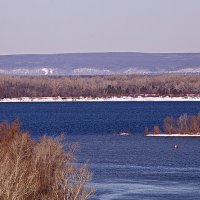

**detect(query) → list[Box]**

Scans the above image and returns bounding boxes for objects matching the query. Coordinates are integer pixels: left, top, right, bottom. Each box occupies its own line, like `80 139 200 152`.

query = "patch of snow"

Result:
168 68 200 74
146 134 200 137
1 96 200 102
73 68 111 75
0 67 56 75
124 68 151 74
41 68 54 75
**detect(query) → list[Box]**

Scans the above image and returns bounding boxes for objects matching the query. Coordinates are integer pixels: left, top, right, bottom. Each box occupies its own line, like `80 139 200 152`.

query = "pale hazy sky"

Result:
0 0 200 55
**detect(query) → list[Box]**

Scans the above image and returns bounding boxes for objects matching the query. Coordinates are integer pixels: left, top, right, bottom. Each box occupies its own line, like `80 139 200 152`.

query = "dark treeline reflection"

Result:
1 75 200 98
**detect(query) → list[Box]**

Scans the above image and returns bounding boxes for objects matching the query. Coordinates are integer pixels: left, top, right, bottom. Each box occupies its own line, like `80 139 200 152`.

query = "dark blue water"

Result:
0 102 200 200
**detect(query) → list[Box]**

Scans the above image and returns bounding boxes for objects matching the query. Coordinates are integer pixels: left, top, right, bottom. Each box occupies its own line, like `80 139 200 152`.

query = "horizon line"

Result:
1 51 200 56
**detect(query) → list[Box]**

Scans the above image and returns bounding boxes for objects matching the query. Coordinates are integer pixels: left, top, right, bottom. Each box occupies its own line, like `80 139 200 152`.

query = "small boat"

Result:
118 132 129 136
113 131 130 136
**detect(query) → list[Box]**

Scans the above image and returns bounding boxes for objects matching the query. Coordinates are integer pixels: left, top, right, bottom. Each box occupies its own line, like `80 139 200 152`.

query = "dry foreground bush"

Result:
0 120 94 200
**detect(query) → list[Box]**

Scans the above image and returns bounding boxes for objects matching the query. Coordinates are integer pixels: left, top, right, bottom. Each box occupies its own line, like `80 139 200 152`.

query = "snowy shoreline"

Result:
146 134 200 137
1 96 200 102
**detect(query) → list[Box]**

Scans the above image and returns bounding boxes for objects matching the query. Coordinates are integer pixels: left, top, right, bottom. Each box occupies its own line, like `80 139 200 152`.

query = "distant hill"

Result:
0 52 200 75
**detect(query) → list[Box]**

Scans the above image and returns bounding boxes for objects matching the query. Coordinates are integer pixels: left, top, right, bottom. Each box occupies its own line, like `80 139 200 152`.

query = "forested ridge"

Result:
1 75 200 98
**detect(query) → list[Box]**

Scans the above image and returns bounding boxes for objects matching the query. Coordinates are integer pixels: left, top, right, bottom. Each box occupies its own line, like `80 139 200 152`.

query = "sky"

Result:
0 0 200 55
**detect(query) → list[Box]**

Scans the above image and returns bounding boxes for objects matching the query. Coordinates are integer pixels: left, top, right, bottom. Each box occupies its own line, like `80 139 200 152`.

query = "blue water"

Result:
0 102 200 200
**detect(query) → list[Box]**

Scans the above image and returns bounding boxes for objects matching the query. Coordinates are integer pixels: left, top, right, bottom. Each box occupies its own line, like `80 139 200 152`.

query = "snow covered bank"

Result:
1 96 200 102
146 134 200 137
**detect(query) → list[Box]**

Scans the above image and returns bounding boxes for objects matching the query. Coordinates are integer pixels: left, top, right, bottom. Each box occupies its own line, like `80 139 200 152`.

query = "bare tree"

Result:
144 127 149 136
164 117 175 134
177 114 188 134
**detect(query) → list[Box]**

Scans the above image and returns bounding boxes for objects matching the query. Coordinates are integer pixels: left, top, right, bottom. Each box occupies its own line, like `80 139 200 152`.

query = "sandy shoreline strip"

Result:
1 96 200 102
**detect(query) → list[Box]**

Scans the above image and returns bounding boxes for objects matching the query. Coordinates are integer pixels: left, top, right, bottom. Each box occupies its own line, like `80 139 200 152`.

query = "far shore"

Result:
1 96 200 102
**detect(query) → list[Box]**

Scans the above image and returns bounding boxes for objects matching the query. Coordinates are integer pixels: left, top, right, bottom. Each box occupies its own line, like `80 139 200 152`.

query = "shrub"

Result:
144 127 149 136
0 120 94 200
152 125 160 135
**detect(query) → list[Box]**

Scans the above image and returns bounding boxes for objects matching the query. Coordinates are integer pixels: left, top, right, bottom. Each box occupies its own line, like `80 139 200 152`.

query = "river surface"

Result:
0 102 200 200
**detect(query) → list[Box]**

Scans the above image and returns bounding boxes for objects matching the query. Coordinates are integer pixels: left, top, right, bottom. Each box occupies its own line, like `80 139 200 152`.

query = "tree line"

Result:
1 74 200 98
145 113 200 135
